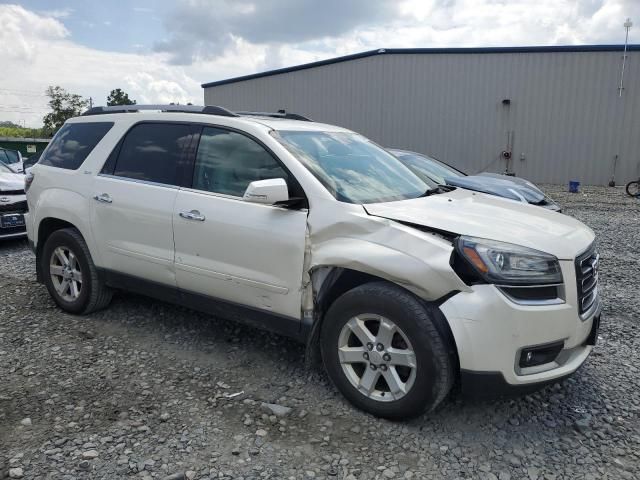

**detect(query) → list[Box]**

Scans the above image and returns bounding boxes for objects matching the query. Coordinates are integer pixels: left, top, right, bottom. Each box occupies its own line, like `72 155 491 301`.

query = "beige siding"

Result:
204 51 640 185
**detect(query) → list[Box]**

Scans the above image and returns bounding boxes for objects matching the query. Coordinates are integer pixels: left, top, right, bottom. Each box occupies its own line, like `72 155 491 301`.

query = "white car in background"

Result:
0 148 24 173
25 105 600 419
0 161 28 239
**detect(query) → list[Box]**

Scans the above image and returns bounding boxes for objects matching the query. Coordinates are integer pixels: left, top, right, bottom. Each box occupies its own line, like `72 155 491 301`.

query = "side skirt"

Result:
99 269 307 342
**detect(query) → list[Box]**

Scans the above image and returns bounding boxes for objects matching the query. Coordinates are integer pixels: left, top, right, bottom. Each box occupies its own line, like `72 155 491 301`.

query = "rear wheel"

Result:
42 228 112 314
321 282 455 419
626 180 640 197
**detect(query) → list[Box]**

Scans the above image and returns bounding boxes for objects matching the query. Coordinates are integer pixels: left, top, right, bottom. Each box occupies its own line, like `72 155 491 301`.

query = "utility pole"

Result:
618 18 633 97
89 97 93 109
611 18 633 186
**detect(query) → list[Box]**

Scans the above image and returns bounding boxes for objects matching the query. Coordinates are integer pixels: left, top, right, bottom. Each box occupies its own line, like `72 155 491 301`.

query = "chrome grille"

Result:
575 244 599 316
0 199 27 213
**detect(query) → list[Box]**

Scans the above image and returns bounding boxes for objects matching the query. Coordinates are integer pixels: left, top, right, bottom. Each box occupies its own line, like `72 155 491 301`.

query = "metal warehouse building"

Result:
203 45 640 185
0 136 49 157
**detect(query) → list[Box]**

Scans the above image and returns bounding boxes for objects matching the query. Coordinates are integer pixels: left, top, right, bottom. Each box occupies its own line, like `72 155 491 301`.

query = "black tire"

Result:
41 228 112 314
626 181 640 197
320 282 455 419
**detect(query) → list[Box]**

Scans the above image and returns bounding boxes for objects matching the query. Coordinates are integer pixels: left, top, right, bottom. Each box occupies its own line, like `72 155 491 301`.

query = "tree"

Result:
0 125 46 138
106 88 136 106
0 121 22 129
42 86 88 135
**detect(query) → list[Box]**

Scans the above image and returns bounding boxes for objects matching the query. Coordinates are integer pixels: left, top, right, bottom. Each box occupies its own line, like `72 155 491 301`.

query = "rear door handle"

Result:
93 193 112 204
179 210 205 221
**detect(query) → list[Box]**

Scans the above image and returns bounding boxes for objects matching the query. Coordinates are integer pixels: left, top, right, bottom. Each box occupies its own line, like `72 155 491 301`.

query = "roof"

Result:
66 110 349 133
0 136 50 143
202 44 640 88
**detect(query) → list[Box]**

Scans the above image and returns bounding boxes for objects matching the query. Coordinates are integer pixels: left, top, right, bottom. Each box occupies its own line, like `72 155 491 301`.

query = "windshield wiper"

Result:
419 188 440 197
419 184 455 197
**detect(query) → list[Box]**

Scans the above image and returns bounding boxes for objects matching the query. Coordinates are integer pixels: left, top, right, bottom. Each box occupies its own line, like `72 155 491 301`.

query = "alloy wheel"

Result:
49 246 83 302
337 314 417 402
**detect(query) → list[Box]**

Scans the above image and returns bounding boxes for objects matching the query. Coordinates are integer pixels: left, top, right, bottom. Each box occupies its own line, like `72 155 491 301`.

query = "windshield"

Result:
273 131 434 204
391 150 465 184
0 149 20 165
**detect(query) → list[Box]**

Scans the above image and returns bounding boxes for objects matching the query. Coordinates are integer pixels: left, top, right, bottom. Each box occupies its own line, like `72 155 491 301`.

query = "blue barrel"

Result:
569 180 580 193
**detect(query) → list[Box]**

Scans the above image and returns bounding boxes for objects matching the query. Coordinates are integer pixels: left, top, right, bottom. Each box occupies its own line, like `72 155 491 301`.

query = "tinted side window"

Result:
40 122 113 170
113 123 191 186
193 127 289 197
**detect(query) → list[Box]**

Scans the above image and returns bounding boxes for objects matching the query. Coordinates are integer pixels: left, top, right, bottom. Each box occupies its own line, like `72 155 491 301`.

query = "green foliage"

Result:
0 121 23 129
0 125 46 138
42 86 89 135
106 88 136 106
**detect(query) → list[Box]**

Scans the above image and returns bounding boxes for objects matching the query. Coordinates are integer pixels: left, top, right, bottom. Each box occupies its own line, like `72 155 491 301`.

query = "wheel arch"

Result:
35 217 95 283
303 266 460 377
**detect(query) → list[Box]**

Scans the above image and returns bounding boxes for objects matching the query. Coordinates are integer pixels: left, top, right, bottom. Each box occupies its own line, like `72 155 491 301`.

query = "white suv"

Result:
25 105 601 419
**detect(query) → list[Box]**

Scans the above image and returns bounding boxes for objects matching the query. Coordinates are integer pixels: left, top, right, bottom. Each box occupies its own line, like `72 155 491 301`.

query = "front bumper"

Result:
0 196 28 239
440 261 599 395
0 230 27 239
459 309 600 398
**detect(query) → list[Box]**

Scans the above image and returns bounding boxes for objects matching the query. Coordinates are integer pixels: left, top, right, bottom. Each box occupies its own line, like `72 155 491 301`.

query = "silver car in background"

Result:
389 149 561 212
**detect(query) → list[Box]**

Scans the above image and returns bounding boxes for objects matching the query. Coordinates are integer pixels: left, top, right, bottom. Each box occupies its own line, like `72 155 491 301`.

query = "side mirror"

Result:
22 158 37 170
243 178 289 205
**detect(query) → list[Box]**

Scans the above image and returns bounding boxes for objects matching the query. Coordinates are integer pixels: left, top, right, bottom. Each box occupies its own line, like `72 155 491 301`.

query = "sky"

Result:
0 0 638 127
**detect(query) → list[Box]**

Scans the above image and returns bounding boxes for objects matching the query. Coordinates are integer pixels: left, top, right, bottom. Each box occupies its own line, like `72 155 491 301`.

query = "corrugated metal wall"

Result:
204 51 640 185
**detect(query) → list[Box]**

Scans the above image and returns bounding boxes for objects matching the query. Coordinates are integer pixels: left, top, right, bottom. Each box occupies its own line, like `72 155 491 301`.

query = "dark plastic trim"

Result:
236 111 312 121
460 369 572 399
201 45 640 88
82 105 239 117
100 269 307 342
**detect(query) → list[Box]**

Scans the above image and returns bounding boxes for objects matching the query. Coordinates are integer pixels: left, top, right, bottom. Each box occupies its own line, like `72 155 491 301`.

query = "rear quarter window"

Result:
40 122 114 170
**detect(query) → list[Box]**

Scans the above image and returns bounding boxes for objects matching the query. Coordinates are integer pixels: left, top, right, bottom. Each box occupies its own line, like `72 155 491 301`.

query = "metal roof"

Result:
201 45 640 88
0 136 50 143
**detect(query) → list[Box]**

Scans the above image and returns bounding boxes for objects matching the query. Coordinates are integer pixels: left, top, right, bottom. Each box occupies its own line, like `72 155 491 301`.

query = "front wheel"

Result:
320 282 455 419
626 180 640 197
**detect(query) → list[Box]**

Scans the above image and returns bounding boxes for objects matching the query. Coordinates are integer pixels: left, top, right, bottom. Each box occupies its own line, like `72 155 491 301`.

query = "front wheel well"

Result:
304 267 460 376
35 218 78 282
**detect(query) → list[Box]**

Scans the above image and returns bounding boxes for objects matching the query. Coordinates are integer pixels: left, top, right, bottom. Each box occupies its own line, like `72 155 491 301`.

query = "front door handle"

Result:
179 210 205 221
93 193 112 204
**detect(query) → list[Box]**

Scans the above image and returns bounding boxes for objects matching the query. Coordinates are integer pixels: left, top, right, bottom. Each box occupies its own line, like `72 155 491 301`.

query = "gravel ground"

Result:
0 186 639 480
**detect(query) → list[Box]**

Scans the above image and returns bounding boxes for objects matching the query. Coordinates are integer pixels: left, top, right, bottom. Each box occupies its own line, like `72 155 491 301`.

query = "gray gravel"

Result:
1 185 639 480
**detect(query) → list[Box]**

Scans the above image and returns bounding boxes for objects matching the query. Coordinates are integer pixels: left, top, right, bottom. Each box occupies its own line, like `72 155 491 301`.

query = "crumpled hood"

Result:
0 172 25 192
444 174 546 204
364 188 594 260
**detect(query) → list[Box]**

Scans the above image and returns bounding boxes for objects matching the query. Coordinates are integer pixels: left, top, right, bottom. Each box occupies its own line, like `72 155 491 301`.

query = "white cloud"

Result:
0 4 68 62
0 5 214 126
38 7 74 19
124 72 193 104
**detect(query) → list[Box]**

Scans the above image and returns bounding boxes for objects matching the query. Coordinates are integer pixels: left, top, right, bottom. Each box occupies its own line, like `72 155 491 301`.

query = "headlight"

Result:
456 236 562 285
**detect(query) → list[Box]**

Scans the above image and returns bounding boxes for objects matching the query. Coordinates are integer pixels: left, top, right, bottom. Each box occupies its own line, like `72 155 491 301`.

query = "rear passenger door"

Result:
91 122 193 286
173 126 308 321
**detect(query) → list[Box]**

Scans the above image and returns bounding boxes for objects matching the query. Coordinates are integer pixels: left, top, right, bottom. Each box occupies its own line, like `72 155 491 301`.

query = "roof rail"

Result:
235 110 312 121
81 104 238 117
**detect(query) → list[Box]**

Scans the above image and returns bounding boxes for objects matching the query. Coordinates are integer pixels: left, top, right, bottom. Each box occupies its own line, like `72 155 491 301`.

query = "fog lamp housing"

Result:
518 341 564 368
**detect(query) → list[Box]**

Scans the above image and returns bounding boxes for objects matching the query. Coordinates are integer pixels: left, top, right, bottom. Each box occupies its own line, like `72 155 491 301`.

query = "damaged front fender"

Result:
302 202 470 315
